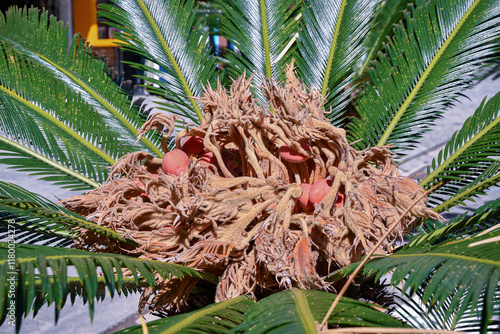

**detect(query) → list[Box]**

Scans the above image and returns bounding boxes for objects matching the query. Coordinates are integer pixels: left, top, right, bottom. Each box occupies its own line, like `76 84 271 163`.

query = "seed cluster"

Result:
62 65 441 313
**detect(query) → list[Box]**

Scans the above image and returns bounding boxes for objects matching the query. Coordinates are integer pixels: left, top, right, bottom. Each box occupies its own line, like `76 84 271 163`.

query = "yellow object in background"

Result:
73 0 120 47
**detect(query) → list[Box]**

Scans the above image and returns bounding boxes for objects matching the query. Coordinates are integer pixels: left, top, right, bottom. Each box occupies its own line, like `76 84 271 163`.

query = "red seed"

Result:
182 136 204 156
299 183 315 212
309 179 333 205
162 149 189 175
278 142 311 163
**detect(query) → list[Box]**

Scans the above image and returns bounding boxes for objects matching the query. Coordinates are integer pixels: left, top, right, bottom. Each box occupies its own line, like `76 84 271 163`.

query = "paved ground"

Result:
0 75 499 333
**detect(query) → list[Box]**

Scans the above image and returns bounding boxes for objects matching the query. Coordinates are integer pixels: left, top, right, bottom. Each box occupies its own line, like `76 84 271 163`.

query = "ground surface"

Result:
0 75 499 333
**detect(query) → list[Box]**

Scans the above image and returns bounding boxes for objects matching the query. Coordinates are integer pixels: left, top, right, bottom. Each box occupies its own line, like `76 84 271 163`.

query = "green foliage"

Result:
0 243 214 329
99 0 219 123
118 289 408 333
411 197 500 247
358 0 413 75
220 0 300 103
1 0 500 332
297 0 376 124
116 295 253 333
343 213 500 333
420 92 500 211
349 0 500 154
0 7 161 156
0 181 138 247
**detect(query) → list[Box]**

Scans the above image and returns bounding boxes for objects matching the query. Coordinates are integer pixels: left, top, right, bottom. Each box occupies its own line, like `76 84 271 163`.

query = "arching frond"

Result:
0 181 137 247
119 289 408 333
410 197 500 247
349 0 500 154
220 0 300 104
0 46 121 188
0 7 162 156
297 0 376 124
116 295 252 333
346 221 500 333
419 92 500 210
233 289 408 333
393 285 500 332
99 0 218 123
0 243 214 329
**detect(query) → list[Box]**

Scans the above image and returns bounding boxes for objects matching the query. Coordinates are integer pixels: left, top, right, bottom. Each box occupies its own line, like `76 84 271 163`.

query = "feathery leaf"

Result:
358 0 413 75
99 0 218 123
220 0 300 104
117 295 253 333
410 197 500 247
0 243 214 328
0 7 162 156
233 289 407 333
420 92 500 209
350 0 500 154
297 0 376 124
346 224 500 333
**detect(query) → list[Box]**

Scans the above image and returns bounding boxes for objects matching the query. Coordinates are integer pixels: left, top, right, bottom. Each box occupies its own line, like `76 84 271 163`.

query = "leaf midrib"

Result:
0 85 115 165
420 114 500 188
376 0 480 147
0 135 99 188
433 172 500 213
321 0 347 96
387 252 500 267
135 0 203 122
159 295 248 333
259 0 272 79
291 288 318 333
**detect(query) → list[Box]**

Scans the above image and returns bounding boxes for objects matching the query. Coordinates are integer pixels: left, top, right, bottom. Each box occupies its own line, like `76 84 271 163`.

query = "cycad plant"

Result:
1 0 500 333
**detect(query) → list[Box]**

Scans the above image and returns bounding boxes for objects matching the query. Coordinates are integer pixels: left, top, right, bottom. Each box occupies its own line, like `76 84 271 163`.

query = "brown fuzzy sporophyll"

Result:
61 65 441 313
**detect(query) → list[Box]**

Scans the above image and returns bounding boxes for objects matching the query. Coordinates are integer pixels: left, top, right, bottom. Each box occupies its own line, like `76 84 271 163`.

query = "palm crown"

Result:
1 0 500 332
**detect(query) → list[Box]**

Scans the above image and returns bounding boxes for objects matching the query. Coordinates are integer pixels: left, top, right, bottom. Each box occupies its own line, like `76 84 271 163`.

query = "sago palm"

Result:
1 0 500 333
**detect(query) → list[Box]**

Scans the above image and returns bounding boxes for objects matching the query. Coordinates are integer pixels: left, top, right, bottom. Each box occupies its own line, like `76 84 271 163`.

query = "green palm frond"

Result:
345 223 500 333
119 289 407 333
432 161 500 213
0 181 137 247
0 7 162 157
99 0 218 123
0 243 214 329
220 0 300 103
358 0 413 75
393 285 500 332
0 133 100 191
117 295 253 333
410 197 500 247
297 0 376 124
233 289 407 333
29 276 147 321
349 0 500 154
418 92 500 210
0 195 138 248
0 47 123 188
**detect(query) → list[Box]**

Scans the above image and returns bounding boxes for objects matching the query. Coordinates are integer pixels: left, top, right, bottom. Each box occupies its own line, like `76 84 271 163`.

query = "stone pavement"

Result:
0 75 499 333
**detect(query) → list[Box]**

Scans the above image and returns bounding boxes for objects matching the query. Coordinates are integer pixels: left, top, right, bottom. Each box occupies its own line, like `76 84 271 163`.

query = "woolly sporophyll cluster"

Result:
62 65 441 313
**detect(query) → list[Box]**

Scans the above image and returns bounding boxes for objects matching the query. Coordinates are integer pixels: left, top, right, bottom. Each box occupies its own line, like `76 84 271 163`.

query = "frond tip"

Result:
0 243 205 328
